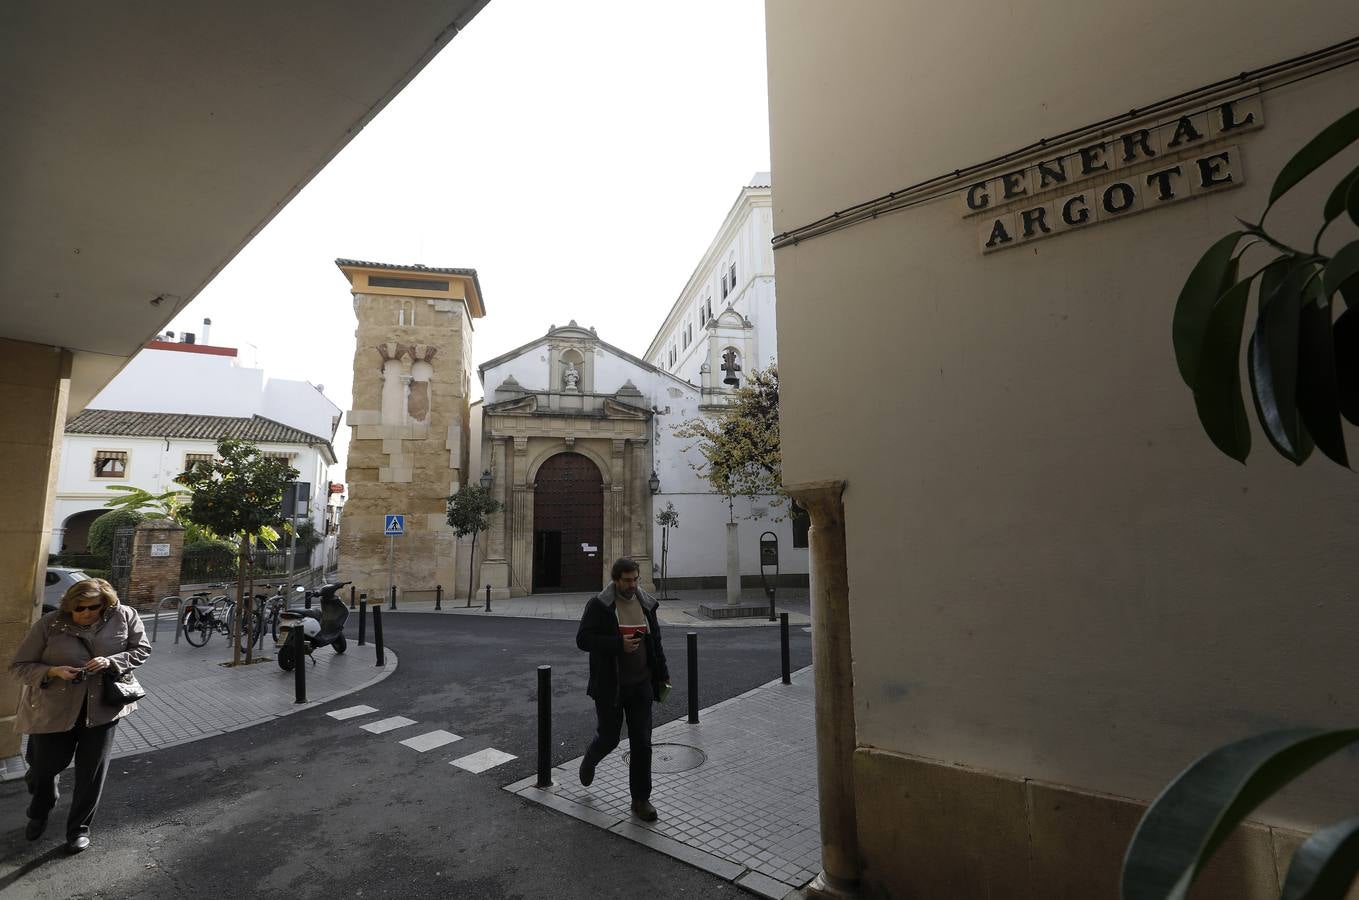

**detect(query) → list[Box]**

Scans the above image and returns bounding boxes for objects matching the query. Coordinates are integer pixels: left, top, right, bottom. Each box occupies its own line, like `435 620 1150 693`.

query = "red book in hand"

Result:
618 624 648 637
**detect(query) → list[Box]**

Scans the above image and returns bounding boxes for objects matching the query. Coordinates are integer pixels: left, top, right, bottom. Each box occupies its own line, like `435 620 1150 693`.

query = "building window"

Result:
721 272 729 300
706 298 713 321
729 262 736 292
184 452 214 473
397 300 414 327
94 450 127 478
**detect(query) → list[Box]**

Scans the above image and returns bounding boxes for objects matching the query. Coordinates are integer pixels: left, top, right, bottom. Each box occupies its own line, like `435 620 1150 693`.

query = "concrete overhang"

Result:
0 0 492 415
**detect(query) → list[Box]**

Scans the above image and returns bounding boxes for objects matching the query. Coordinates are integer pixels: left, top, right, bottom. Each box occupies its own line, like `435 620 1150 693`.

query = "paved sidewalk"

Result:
0 621 397 781
377 587 812 629
506 666 820 900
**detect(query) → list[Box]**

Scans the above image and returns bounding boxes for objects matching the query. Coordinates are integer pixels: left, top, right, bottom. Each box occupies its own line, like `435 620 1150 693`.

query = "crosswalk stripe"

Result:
327 705 378 720
450 748 517 773
361 716 417 734
400 730 463 752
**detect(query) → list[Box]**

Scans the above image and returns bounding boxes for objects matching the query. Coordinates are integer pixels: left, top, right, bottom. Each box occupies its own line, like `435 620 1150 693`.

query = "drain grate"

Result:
626 742 707 773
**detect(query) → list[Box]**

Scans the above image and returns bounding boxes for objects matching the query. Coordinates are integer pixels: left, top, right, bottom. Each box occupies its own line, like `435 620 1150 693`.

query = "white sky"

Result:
161 0 771 474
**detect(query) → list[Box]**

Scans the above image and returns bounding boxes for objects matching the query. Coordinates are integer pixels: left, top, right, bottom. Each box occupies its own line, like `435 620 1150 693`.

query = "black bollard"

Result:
536 665 552 788
485 584 491 612
293 623 307 703
389 585 397 611
373 604 386 666
780 612 791 685
768 586 776 622
305 590 312 610
687 632 699 724
358 595 367 646
435 584 442 611
349 585 356 610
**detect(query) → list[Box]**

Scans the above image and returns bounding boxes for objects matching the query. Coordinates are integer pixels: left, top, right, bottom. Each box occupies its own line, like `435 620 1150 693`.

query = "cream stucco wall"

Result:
767 1 1359 894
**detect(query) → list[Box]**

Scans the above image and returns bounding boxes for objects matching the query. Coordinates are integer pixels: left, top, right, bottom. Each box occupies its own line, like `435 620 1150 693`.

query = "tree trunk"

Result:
466 531 477 607
231 533 247 667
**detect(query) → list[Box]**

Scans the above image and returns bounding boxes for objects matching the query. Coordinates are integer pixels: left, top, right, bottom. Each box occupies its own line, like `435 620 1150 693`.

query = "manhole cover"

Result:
626 742 706 773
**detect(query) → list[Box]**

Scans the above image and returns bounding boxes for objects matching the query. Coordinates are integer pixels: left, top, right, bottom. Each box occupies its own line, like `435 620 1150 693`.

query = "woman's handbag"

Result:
103 671 146 708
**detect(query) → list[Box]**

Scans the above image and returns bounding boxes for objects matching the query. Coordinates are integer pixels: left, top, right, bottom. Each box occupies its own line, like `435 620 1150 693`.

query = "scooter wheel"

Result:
278 644 295 671
334 635 347 654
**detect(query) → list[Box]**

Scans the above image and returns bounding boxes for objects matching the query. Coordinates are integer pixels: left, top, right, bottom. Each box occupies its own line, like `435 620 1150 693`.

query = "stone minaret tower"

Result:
336 259 485 601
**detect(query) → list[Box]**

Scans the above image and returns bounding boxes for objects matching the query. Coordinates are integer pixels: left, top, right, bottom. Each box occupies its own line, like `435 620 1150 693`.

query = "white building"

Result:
644 172 777 400
472 174 805 592
478 322 807 594
50 335 341 567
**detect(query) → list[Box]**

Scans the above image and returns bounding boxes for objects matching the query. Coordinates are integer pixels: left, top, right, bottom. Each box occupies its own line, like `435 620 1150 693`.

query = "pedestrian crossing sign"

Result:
384 514 405 536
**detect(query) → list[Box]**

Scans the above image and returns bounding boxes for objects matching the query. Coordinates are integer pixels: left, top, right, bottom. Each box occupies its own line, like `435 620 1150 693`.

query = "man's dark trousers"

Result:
24 718 120 840
584 681 654 801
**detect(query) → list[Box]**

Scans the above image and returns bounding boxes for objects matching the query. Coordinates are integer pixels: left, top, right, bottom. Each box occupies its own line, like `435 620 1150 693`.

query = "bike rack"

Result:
152 595 186 645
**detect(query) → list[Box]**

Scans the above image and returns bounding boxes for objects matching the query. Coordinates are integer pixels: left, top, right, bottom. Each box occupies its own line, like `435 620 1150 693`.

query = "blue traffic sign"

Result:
384 514 405 536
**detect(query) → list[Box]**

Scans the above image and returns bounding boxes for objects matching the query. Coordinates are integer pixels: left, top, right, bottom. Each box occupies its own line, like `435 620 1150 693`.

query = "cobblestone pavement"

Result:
377 586 812 629
0 616 397 780
506 666 819 900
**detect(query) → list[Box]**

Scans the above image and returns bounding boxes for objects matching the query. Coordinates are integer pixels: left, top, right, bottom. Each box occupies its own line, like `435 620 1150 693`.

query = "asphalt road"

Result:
0 613 813 899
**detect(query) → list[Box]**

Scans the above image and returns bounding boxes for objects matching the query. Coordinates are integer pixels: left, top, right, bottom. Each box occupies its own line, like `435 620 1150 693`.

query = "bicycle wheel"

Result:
238 609 263 653
183 608 212 647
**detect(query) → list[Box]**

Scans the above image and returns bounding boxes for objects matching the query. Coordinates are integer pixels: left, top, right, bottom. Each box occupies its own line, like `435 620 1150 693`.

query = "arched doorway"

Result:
61 509 106 553
532 452 603 592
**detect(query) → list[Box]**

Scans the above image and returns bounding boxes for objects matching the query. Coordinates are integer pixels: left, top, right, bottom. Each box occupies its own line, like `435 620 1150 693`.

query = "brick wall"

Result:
127 519 184 608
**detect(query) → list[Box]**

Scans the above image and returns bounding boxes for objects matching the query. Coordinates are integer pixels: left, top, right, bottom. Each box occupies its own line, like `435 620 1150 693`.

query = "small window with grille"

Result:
94 450 127 478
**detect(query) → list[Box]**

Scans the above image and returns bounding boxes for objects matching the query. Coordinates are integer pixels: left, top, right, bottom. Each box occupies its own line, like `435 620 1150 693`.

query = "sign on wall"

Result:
966 93 1263 254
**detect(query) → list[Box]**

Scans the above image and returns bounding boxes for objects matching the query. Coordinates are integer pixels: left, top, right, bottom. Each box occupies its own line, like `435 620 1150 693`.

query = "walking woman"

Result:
9 577 150 852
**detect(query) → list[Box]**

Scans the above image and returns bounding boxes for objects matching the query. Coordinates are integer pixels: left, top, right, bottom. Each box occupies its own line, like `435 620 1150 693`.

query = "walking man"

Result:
576 557 670 821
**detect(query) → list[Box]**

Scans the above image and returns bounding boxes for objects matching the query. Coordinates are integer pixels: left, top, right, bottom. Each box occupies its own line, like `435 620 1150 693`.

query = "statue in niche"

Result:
562 361 580 392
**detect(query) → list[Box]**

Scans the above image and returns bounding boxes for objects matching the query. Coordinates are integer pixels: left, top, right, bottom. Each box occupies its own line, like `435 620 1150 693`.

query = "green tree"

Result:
673 366 786 519
446 483 502 607
177 438 298 666
1124 107 1359 900
102 484 190 520
87 509 146 563
655 502 679 598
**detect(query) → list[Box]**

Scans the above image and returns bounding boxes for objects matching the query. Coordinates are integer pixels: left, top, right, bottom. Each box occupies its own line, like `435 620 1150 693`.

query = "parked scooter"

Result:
276 581 350 671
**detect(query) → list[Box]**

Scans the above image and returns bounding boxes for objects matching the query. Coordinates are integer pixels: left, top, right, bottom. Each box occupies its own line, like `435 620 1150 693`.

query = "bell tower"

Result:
336 259 485 602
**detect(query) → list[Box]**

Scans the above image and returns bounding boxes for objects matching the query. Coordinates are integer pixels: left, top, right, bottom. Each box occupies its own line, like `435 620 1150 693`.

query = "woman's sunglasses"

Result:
74 603 103 613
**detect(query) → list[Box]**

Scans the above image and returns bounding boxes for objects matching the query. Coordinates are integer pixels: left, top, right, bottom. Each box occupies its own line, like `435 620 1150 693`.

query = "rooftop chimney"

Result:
202 317 212 345
182 332 196 344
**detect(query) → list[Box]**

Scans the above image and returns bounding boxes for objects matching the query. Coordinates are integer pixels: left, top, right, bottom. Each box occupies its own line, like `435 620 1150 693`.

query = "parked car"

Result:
44 566 91 613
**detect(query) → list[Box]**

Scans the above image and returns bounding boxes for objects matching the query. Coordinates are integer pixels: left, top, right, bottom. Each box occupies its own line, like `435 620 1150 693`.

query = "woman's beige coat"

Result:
9 605 151 733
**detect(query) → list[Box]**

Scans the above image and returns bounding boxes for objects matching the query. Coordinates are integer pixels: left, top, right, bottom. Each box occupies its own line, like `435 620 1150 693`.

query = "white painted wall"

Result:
767 0 1359 828
90 345 341 440
51 432 331 561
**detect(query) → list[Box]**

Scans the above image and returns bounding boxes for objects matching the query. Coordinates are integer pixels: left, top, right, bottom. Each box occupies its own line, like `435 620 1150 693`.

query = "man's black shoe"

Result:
66 835 90 854
25 818 46 841
631 800 658 822
579 757 595 787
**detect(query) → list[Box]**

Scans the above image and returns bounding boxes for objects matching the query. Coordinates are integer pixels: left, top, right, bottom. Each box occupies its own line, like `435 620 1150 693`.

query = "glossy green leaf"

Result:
1336 308 1359 427
1296 282 1349 468
1173 232 1244 388
1322 164 1359 224
1192 277 1253 462
1323 241 1359 302
1280 815 1359 900
1121 728 1359 900
1269 107 1359 206
1249 264 1314 463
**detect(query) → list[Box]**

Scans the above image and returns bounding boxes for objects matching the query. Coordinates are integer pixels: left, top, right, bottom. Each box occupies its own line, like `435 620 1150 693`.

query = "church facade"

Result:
476 322 681 598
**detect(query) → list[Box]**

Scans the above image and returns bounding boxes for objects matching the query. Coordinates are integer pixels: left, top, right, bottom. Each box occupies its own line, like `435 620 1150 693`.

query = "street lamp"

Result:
479 469 493 490
648 470 660 494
